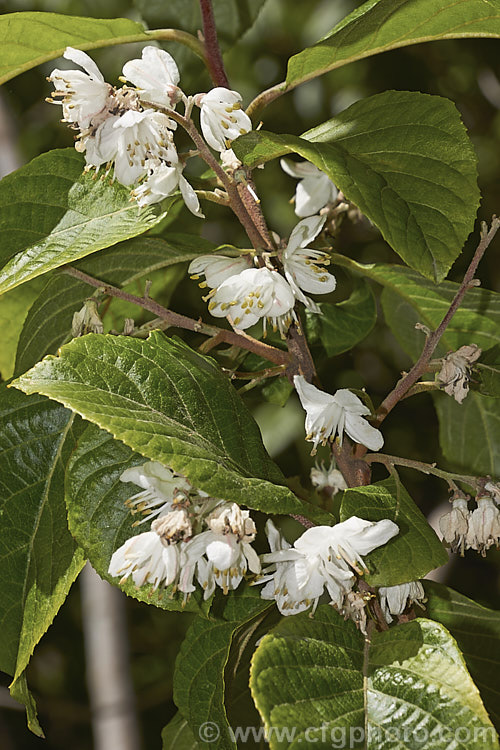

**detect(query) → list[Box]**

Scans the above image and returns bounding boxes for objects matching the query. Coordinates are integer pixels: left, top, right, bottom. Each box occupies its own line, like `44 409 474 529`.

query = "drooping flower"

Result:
437 344 482 404
256 516 398 616
151 508 193 544
132 158 204 216
310 459 347 495
282 215 335 310
196 87 252 151
439 496 470 555
121 46 182 108
378 581 426 624
466 496 500 554
206 266 297 337
281 158 338 217
293 375 384 454
485 481 500 505
196 503 261 597
120 461 191 524
188 254 251 289
108 530 180 590
48 47 113 131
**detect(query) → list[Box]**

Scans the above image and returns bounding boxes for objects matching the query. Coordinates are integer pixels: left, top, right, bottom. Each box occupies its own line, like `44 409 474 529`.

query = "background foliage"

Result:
0 0 499 748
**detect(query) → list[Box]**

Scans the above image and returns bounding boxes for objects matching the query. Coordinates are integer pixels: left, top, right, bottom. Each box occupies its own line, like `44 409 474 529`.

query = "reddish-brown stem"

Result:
199 0 230 88
353 218 500 459
62 265 290 367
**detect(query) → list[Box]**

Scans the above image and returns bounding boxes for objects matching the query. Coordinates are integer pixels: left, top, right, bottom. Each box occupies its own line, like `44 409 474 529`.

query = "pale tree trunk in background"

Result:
80 563 142 750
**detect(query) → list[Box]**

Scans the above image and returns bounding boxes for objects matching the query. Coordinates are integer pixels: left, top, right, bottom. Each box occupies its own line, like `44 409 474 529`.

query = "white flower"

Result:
310 460 347 494
438 344 482 404
122 46 182 108
439 496 470 554
282 215 335 310
378 581 426 623
188 254 250 289
281 158 338 217
206 266 297 337
48 47 112 130
466 496 500 554
108 530 180 590
151 508 193 543
256 517 398 616
132 159 204 216
485 481 500 505
206 502 257 542
197 87 252 151
120 461 190 524
294 375 384 454
220 148 242 171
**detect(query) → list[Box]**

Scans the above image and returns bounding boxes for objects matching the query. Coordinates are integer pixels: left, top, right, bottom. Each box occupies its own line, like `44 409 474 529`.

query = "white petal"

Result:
179 174 205 217
63 47 104 81
344 413 384 451
286 215 326 254
280 158 321 179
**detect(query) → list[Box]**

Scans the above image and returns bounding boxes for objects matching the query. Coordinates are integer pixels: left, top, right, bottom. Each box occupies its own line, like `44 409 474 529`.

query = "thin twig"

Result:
199 0 230 87
365 452 481 490
372 218 500 430
246 81 288 121
62 265 290 366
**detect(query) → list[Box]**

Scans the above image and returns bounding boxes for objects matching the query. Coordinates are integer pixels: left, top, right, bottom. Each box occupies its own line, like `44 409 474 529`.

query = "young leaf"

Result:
434 391 500 476
0 149 165 295
250 607 499 749
14 234 207 377
13 332 304 515
333 259 500 359
340 476 447 585
66 423 206 613
234 91 479 282
305 279 376 357
0 387 85 728
174 590 271 750
424 581 500 732
286 0 500 89
0 12 148 84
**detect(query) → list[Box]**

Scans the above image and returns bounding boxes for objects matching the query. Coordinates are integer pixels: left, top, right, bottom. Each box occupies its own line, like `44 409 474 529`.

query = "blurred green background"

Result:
1 0 499 747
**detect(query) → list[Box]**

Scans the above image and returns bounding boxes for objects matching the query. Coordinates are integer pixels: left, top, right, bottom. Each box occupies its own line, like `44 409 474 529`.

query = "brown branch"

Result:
62 265 290 367
199 0 229 88
365 217 500 440
364 452 481 490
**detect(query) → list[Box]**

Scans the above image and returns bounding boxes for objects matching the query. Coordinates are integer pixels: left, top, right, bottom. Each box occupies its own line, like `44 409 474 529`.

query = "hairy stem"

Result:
199 0 230 87
62 265 290 366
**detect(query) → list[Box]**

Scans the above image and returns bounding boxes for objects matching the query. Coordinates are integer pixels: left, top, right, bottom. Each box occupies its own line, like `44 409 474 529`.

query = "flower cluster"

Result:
48 46 252 215
378 581 426 624
255 516 399 616
189 214 336 337
439 489 500 555
108 461 260 599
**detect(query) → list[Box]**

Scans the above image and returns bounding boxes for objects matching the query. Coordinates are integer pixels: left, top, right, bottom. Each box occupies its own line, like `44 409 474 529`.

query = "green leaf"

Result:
475 345 500 398
424 581 500 732
340 476 447 586
13 332 304 515
66 422 206 613
334 259 500 358
0 149 165 295
174 589 271 750
434 391 500 476
234 91 479 281
250 607 498 750
162 713 203 750
306 279 376 356
14 234 207 377
286 0 500 90
0 277 46 380
9 672 44 738
0 386 85 724
0 12 148 84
